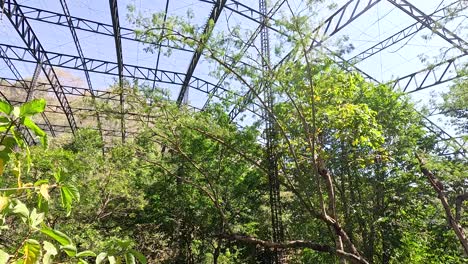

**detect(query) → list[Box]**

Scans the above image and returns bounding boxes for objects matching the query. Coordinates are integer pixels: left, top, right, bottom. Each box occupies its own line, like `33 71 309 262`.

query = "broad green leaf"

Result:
53 170 62 183
108 256 116 264
0 100 12 115
0 196 8 213
95 252 108 264
125 253 136 264
37 194 49 214
0 124 8 133
40 228 73 246
22 117 47 147
34 179 49 187
23 239 41 264
28 208 44 229
0 249 9 264
60 184 80 216
128 250 146 264
0 116 8 125
78 259 89 264
12 129 25 149
19 99 46 117
39 184 50 201
12 200 29 222
60 244 77 257
42 241 57 264
2 137 16 152
76 251 96 258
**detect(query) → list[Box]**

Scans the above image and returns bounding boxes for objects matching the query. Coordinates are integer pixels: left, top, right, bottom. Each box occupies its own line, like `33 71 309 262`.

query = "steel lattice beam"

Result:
5 96 165 124
348 1 466 64
151 0 170 92
0 46 55 138
387 0 468 55
59 0 95 95
10 4 192 53
199 0 284 35
0 76 203 112
34 122 136 138
0 43 262 115
388 54 467 93
109 0 125 142
306 0 382 51
0 48 254 120
177 0 227 105
109 0 124 87
60 0 105 143
277 0 382 66
0 77 119 101
0 0 77 134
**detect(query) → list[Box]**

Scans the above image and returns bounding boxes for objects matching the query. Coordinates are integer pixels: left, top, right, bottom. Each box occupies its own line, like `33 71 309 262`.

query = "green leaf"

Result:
40 228 73 246
0 100 12 115
108 256 116 264
125 253 136 264
53 169 62 183
0 116 8 125
128 250 146 264
33 179 49 187
95 252 108 264
2 137 16 152
76 251 96 258
39 184 50 201
0 196 9 213
37 194 49 214
0 249 9 264
60 244 77 257
12 200 29 222
22 117 47 147
42 241 57 264
60 184 80 216
20 99 46 117
28 208 44 229
23 239 41 264
78 259 89 264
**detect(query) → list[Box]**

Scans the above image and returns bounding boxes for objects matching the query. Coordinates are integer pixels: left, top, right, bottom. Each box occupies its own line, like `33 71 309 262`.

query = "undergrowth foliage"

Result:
0 99 146 264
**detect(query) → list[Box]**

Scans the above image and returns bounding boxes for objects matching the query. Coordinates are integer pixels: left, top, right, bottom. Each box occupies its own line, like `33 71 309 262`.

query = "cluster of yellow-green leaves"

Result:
0 99 146 264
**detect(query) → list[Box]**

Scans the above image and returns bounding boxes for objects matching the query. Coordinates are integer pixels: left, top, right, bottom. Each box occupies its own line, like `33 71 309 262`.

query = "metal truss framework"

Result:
109 0 126 142
1 0 78 134
0 0 465 155
177 0 227 105
348 0 467 64
59 0 104 143
387 0 468 55
11 4 192 52
0 43 261 112
0 45 55 139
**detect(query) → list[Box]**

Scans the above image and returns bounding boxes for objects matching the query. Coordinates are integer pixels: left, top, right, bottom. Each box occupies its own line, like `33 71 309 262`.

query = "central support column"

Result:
259 0 284 263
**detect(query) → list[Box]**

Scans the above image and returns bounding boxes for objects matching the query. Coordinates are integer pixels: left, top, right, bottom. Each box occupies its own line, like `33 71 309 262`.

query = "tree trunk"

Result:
417 155 468 256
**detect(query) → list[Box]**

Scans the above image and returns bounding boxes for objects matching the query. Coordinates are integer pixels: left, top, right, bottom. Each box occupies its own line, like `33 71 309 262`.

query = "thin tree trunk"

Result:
416 155 468 256
456 193 468 222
